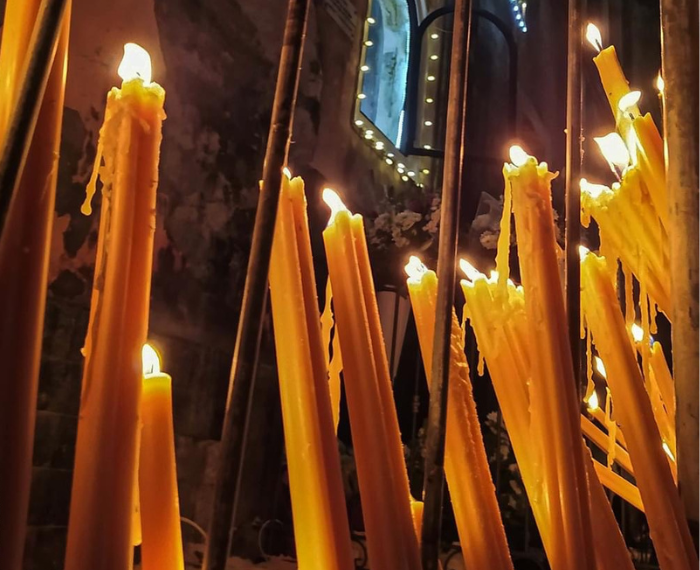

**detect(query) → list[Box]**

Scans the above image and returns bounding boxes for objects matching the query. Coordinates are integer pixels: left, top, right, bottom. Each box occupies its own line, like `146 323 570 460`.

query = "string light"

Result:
386 158 393 165
364 130 373 139
375 141 384 150
509 0 528 32
360 64 370 72
407 171 416 177
422 168 430 174
430 33 439 39
430 54 438 60
357 93 366 100
427 75 436 81
364 40 373 47
424 144 432 150
354 119 363 126
402 175 409 181
426 97 434 103
367 17 376 24
424 120 433 126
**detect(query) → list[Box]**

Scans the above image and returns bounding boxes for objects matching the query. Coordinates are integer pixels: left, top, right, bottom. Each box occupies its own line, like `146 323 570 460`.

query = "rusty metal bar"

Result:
203 2 310 568
420 0 472 567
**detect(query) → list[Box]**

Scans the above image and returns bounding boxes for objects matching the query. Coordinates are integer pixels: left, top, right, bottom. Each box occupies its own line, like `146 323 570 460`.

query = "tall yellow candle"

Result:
64 44 165 570
406 258 513 570
267 173 353 570
505 146 595 570
139 345 185 570
632 113 668 228
0 4 70 568
580 249 697 570
322 190 420 570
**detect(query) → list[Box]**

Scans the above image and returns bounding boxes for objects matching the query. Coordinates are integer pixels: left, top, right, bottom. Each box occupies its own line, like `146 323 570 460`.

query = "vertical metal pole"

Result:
203 2 309 569
421 0 472 567
565 0 583 389
660 0 699 541
0 0 69 236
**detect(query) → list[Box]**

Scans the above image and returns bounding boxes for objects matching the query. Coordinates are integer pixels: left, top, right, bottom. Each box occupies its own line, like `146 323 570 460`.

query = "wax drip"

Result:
649 298 658 335
495 166 512 295
477 350 485 377
623 264 634 326
605 388 617 468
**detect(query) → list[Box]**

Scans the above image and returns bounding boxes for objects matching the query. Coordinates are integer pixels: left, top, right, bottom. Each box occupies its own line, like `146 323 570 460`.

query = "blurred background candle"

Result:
0 2 70 568
64 43 165 570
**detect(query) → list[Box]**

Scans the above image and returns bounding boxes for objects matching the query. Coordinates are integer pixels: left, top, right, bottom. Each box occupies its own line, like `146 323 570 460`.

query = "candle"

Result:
139 345 185 570
406 257 513 570
505 146 595 570
580 249 697 570
64 44 165 570
268 173 353 570
632 113 668 228
586 24 640 124
460 263 634 570
322 189 421 570
0 2 70 567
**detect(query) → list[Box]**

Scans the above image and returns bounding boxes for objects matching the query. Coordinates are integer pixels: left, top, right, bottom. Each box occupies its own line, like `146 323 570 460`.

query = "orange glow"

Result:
587 390 600 411
656 74 664 94
118 43 152 83
586 23 603 52
142 344 161 376
283 167 292 178
618 90 641 113
631 323 644 343
405 255 428 283
594 356 607 379
580 178 610 200
579 245 590 261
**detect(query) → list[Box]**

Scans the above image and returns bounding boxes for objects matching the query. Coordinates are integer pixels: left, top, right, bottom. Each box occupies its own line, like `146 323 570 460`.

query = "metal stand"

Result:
660 0 699 542
203 2 310 568
0 0 69 236
565 0 583 390
420 0 472 567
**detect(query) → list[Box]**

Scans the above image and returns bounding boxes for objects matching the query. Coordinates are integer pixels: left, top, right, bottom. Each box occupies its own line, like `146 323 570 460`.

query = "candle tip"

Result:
617 90 641 113
322 188 348 225
142 343 161 376
459 258 482 282
283 167 292 179
594 133 630 177
585 23 603 52
656 73 664 94
508 145 530 167
586 390 600 411
405 255 428 282
594 356 607 379
118 43 152 84
580 178 609 199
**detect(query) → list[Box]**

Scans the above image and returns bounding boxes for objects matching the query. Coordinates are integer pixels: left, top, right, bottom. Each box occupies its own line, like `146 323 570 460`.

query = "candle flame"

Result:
142 344 161 376
656 73 664 94
631 323 644 343
283 167 292 178
459 258 482 282
587 390 600 411
118 43 152 84
662 442 675 462
508 145 530 167
322 188 349 225
586 23 603 52
594 356 607 378
579 245 590 260
594 133 630 176
618 90 641 113
580 178 609 199
405 255 428 283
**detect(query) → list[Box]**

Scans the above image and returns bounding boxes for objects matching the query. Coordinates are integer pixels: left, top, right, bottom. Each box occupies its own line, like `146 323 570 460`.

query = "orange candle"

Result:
580 249 697 570
64 44 165 570
406 257 513 570
268 173 353 570
322 190 420 570
0 3 70 568
505 146 595 570
139 345 184 570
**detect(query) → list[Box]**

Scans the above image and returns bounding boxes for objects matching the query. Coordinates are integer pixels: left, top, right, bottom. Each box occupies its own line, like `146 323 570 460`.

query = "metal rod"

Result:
203 2 309 569
660 0 699 539
565 0 583 391
0 0 68 238
420 0 472 567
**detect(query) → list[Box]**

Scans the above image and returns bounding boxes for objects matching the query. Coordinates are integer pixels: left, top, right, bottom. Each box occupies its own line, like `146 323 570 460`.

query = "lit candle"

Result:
268 173 354 570
505 146 595 570
139 345 185 570
322 189 421 570
632 113 668 228
64 44 165 570
586 24 640 123
406 257 513 570
0 2 70 567
580 249 697 570
459 261 634 570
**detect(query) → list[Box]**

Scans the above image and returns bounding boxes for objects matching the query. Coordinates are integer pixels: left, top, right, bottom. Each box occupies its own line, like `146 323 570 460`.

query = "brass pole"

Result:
203 2 309 569
660 0 699 541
